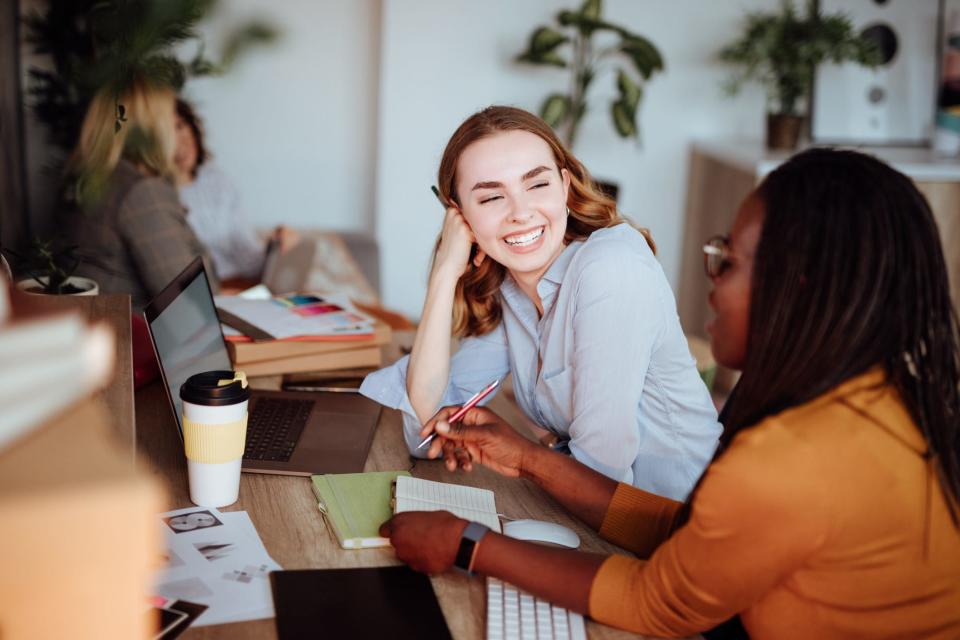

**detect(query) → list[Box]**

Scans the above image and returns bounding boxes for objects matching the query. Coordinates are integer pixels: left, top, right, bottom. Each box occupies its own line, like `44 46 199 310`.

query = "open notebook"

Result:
393 476 503 533
312 473 502 549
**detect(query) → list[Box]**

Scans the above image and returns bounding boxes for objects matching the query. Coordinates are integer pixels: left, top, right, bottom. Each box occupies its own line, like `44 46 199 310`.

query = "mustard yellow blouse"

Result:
589 371 960 639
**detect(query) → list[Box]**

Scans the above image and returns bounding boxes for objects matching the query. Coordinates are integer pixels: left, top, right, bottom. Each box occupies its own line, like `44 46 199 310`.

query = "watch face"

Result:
455 523 490 574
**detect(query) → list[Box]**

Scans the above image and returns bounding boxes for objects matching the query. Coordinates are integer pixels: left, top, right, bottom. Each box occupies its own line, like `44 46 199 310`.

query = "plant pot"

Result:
16 275 100 296
766 113 805 151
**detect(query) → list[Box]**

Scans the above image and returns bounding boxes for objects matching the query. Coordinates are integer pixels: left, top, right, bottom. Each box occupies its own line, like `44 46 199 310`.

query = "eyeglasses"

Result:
702 235 732 279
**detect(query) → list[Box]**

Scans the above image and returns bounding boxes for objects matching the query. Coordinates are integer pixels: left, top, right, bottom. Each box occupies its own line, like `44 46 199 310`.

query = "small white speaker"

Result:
811 0 941 145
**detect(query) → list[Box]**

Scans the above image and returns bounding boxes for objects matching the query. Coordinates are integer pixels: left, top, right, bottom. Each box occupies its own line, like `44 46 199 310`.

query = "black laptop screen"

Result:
145 258 232 434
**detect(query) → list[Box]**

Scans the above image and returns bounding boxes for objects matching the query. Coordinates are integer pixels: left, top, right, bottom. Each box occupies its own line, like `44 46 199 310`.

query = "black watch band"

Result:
454 522 490 576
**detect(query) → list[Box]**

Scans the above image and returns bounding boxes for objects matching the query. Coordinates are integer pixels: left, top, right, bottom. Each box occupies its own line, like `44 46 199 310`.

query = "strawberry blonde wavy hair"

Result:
435 105 655 338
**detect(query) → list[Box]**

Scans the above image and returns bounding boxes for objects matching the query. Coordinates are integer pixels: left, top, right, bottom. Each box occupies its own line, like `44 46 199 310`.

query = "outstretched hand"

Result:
420 406 534 478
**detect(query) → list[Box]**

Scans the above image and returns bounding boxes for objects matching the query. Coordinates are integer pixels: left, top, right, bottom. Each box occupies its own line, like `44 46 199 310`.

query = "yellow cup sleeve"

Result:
183 415 247 464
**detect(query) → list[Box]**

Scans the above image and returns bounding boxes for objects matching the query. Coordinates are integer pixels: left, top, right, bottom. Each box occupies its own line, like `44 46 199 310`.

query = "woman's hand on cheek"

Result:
380 511 468 575
433 207 480 281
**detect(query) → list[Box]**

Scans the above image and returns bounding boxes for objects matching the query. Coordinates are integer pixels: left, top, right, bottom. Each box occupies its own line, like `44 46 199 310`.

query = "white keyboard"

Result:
486 577 587 640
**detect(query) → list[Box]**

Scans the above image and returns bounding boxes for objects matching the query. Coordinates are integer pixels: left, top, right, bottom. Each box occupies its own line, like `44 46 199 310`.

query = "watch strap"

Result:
454 522 490 575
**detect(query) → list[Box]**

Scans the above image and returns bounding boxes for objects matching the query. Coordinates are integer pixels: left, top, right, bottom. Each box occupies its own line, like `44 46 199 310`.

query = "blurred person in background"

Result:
61 76 217 310
174 98 297 285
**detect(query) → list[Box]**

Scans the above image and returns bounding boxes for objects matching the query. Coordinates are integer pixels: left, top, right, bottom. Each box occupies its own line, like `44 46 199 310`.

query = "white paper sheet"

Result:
154 506 282 627
394 476 502 532
215 292 373 339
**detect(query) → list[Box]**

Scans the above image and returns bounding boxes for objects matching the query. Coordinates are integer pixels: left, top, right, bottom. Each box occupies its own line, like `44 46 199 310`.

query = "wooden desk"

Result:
135 333 664 640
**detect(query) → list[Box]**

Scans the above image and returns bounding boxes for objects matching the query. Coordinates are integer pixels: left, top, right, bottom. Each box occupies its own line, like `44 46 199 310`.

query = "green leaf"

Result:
580 0 602 21
541 94 571 128
517 27 569 67
221 21 279 70
616 69 642 112
517 51 567 68
620 36 665 80
530 26 568 55
611 100 637 138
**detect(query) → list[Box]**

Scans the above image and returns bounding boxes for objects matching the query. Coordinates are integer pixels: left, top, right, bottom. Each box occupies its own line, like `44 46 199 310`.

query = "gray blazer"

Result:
63 160 219 310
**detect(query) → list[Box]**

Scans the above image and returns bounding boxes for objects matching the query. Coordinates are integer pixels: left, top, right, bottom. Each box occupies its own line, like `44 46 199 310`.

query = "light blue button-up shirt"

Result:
360 224 721 500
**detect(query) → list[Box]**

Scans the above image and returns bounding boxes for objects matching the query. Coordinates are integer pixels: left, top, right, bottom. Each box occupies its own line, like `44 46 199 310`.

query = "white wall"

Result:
20 0 381 235
183 0 381 231
21 0 776 318
376 0 773 318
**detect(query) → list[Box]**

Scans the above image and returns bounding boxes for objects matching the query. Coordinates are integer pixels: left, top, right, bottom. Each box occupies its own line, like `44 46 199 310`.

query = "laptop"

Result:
144 257 381 476
261 236 316 294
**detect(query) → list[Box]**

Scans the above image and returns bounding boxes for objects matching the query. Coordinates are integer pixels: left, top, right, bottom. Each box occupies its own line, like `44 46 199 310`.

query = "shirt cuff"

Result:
598 483 682 558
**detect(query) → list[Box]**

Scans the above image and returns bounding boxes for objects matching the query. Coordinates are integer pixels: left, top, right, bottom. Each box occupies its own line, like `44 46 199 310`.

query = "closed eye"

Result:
479 194 503 204
529 182 549 190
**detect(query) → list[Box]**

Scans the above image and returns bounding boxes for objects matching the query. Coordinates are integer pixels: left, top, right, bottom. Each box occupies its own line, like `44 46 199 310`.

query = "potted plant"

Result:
516 0 664 152
718 0 880 150
5 238 98 296
24 0 278 156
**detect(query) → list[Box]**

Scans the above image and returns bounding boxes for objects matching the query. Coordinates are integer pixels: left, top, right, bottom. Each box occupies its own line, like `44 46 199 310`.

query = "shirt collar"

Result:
537 240 584 312
500 239 584 323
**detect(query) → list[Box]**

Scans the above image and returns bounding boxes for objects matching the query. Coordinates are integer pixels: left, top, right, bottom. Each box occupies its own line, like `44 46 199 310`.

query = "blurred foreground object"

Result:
0 279 166 639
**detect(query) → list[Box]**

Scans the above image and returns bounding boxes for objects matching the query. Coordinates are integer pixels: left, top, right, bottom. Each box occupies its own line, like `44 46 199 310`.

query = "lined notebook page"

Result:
394 476 502 532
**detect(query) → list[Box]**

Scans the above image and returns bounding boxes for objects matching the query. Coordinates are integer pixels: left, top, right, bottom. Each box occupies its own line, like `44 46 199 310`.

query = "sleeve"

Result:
597 483 683 558
359 322 510 455
223 179 267 279
566 250 666 481
117 177 220 299
587 431 831 637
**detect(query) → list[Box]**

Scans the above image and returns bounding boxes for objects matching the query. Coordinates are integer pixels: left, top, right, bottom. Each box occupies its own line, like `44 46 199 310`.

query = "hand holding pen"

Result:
416 378 501 450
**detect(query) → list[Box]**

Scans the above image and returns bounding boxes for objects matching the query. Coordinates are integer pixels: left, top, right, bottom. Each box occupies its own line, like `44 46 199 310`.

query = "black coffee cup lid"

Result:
180 370 251 406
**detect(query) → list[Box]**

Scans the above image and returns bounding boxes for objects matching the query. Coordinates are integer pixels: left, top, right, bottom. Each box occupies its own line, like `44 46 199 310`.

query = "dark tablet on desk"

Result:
270 566 452 640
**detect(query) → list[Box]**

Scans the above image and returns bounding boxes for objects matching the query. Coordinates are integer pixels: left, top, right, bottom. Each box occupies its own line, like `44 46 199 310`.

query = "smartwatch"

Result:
454 522 490 576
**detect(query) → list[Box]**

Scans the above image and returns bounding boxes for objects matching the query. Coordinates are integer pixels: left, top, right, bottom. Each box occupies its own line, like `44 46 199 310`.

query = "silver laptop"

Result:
261 236 316 294
144 257 381 476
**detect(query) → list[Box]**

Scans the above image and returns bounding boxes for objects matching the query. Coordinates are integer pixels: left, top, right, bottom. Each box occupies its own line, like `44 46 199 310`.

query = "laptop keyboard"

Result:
487 577 586 640
243 398 313 462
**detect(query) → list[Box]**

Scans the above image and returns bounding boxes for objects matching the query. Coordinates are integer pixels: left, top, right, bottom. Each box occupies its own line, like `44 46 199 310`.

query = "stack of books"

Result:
215 293 391 377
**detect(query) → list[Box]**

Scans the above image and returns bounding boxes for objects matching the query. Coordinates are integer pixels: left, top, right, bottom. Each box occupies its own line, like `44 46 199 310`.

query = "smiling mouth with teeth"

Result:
504 226 544 247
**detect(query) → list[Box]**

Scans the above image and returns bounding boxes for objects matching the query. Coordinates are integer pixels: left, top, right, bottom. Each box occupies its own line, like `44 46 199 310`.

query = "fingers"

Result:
421 407 459 438
379 517 393 538
441 438 473 472
442 439 458 471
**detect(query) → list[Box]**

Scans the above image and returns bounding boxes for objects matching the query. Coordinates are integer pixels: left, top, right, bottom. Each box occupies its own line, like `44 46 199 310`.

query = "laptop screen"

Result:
144 258 232 435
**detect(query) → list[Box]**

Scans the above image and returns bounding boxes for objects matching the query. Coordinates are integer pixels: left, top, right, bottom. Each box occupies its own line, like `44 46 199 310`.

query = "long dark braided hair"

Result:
713 147 960 524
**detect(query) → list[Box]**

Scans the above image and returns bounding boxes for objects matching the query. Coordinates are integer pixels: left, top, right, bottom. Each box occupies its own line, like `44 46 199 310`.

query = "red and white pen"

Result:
416 378 501 450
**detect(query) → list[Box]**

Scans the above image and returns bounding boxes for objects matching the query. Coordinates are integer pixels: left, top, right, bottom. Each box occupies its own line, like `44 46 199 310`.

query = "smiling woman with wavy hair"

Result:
361 105 720 501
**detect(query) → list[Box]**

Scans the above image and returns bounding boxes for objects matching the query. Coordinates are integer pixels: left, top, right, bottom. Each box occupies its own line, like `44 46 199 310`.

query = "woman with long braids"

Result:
379 148 960 639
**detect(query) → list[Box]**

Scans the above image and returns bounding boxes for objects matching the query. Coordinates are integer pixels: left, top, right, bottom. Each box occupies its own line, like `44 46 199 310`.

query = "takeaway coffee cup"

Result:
180 370 250 508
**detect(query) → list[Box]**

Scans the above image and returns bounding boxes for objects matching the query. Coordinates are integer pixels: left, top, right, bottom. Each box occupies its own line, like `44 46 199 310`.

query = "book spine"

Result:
237 346 382 377
230 325 391 364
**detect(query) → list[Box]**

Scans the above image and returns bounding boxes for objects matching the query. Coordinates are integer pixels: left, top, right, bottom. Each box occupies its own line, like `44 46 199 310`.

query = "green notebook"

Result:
311 470 411 549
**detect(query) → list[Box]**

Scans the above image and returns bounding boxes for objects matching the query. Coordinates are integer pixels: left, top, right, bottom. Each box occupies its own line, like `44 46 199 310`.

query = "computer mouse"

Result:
501 519 580 549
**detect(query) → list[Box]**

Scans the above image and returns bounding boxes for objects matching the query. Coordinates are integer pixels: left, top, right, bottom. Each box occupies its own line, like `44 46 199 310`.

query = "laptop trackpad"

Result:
299 411 374 450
